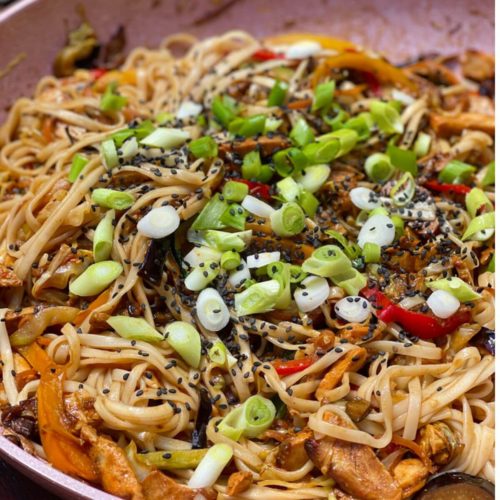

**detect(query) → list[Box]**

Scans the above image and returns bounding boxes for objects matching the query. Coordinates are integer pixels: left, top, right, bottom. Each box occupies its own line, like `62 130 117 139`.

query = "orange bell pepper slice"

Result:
312 52 416 91
94 69 136 92
18 342 52 372
265 33 357 52
74 287 111 326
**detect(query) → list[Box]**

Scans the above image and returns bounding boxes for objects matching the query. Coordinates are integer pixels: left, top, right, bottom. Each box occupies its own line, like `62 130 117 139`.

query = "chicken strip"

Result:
275 428 313 471
429 112 494 137
305 412 402 500
142 470 216 500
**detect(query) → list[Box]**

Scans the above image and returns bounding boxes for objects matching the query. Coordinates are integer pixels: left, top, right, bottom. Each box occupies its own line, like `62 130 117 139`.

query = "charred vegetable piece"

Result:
413 472 494 500
139 236 170 285
192 388 212 449
345 397 371 423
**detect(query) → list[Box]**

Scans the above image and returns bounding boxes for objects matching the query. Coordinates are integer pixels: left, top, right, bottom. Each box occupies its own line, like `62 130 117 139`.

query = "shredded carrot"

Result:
18 342 52 372
94 69 137 92
336 84 367 97
74 288 111 326
41 117 55 143
36 337 52 347
287 99 312 110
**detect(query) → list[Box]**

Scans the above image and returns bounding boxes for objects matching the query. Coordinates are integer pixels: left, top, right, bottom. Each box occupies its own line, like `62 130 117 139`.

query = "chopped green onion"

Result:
364 152 395 183
234 279 281 316
217 395 276 441
298 190 319 217
93 210 114 262
229 115 266 137
137 205 180 239
101 138 119 169
110 128 135 147
362 242 381 263
295 164 330 193
221 250 241 270
324 230 361 260
69 261 122 296
106 316 164 342
91 188 135 210
121 137 138 160
185 260 220 291
276 176 300 202
465 187 493 217
212 96 236 127
427 277 481 302
323 106 348 131
290 117 314 147
187 229 252 252
358 213 395 248
317 128 358 157
155 111 174 124
133 120 156 140
188 136 218 158
294 275 330 312
439 160 476 184
335 269 367 296
462 212 495 241
137 449 207 471
184 246 222 268
187 443 233 489
369 207 389 217
264 116 283 133
270 202 305 237
191 196 227 231
241 195 275 218
312 80 335 112
390 172 415 206
255 163 274 183
273 148 308 177
370 100 403 135
267 261 291 309
247 251 280 269
140 127 190 149
302 140 340 164
343 112 374 141
222 181 249 202
289 265 307 283
68 154 89 182
413 132 431 158
302 245 351 278
221 203 247 231
100 83 127 112
208 340 235 367
479 161 495 187
487 254 495 272
391 215 404 239
164 321 201 368
242 150 262 181
268 80 288 106
196 288 230 332
387 144 417 176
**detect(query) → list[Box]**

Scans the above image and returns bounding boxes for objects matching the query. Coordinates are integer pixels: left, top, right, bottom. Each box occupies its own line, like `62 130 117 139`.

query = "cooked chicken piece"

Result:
417 422 462 466
405 60 459 86
276 428 313 471
314 329 337 351
81 425 143 500
429 112 494 137
142 470 216 500
392 458 429 498
305 412 402 500
227 471 253 496
467 95 495 116
315 346 367 402
461 50 494 81
0 264 22 287
218 135 290 158
64 392 102 431
332 489 359 500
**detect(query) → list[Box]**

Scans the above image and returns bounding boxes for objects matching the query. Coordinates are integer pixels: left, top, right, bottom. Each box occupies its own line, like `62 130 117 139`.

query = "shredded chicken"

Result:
142 470 215 500
315 346 367 401
0 264 22 287
461 50 494 81
81 425 143 500
275 428 313 471
226 471 253 496
305 412 402 500
392 458 429 498
429 112 494 137
64 392 102 431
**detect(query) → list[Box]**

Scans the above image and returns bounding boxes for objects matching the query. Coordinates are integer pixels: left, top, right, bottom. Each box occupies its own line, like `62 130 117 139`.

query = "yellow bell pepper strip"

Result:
37 364 98 482
312 52 416 91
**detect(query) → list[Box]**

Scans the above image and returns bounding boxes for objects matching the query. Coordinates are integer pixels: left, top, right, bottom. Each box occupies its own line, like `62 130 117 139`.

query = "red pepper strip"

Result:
357 70 381 95
424 180 471 195
360 286 471 340
272 357 314 376
233 178 272 200
252 49 284 61
89 68 108 80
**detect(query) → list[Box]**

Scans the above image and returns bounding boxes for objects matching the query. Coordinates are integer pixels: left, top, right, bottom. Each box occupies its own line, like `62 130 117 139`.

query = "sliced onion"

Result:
391 89 415 106
241 195 275 218
188 443 233 488
350 187 381 210
358 214 395 248
196 288 230 331
294 275 330 312
285 41 321 59
426 290 460 319
334 296 371 323
137 205 180 239
228 261 251 288
184 246 222 268
176 100 203 120
247 251 280 269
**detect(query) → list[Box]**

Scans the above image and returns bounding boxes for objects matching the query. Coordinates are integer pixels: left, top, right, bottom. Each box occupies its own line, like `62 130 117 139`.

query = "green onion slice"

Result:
390 172 415 206
276 176 300 202
107 316 164 342
220 250 241 271
68 154 89 182
387 144 417 176
188 136 218 158
298 190 319 217
427 277 481 302
273 148 308 178
343 112 374 141
439 160 476 184
164 321 201 368
191 196 227 231
222 181 249 202
312 80 335 112
187 229 252 252
140 127 190 149
295 164 330 193
270 202 305 237
185 260 220 291
137 449 207 471
289 265 307 283
91 188 135 210
290 117 314 147
413 132 431 158
462 212 495 241
370 100 403 135
267 261 291 309
229 114 266 137
234 279 281 316
69 261 122 296
242 150 262 181
100 83 127 112
101 138 119 169
212 96 237 127
479 161 495 188
364 152 395 183
196 288 230 331
362 242 381 263
93 209 115 262
302 245 351 278
187 444 233 489
465 187 493 217
268 80 288 107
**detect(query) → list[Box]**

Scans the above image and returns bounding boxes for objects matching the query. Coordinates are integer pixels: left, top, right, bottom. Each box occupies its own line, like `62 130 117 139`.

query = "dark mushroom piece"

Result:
413 472 494 500
345 397 371 423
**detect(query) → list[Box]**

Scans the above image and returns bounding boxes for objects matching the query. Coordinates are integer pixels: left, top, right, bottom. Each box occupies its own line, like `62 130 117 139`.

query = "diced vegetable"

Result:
358 214 395 248
387 144 417 176
220 250 241 270
312 80 335 112
364 152 394 183
465 187 493 217
221 203 247 231
187 229 252 252
137 448 207 470
413 132 431 158
100 82 127 112
268 80 288 107
191 196 227 231
187 444 233 488
294 275 329 312
427 290 460 319
222 181 249 202
289 117 315 147
101 138 119 168
334 296 371 322
295 164 330 193
370 100 403 135
462 212 495 241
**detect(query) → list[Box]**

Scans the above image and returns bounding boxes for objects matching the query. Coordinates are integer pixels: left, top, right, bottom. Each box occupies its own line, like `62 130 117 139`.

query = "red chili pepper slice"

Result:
424 180 471 195
360 286 470 340
272 357 314 376
252 49 284 61
232 178 272 200
358 70 381 96
89 68 108 80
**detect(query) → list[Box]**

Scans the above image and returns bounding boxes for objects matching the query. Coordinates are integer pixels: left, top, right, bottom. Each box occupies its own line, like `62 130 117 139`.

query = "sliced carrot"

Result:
287 99 312 110
18 342 52 372
74 288 111 326
41 117 55 143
